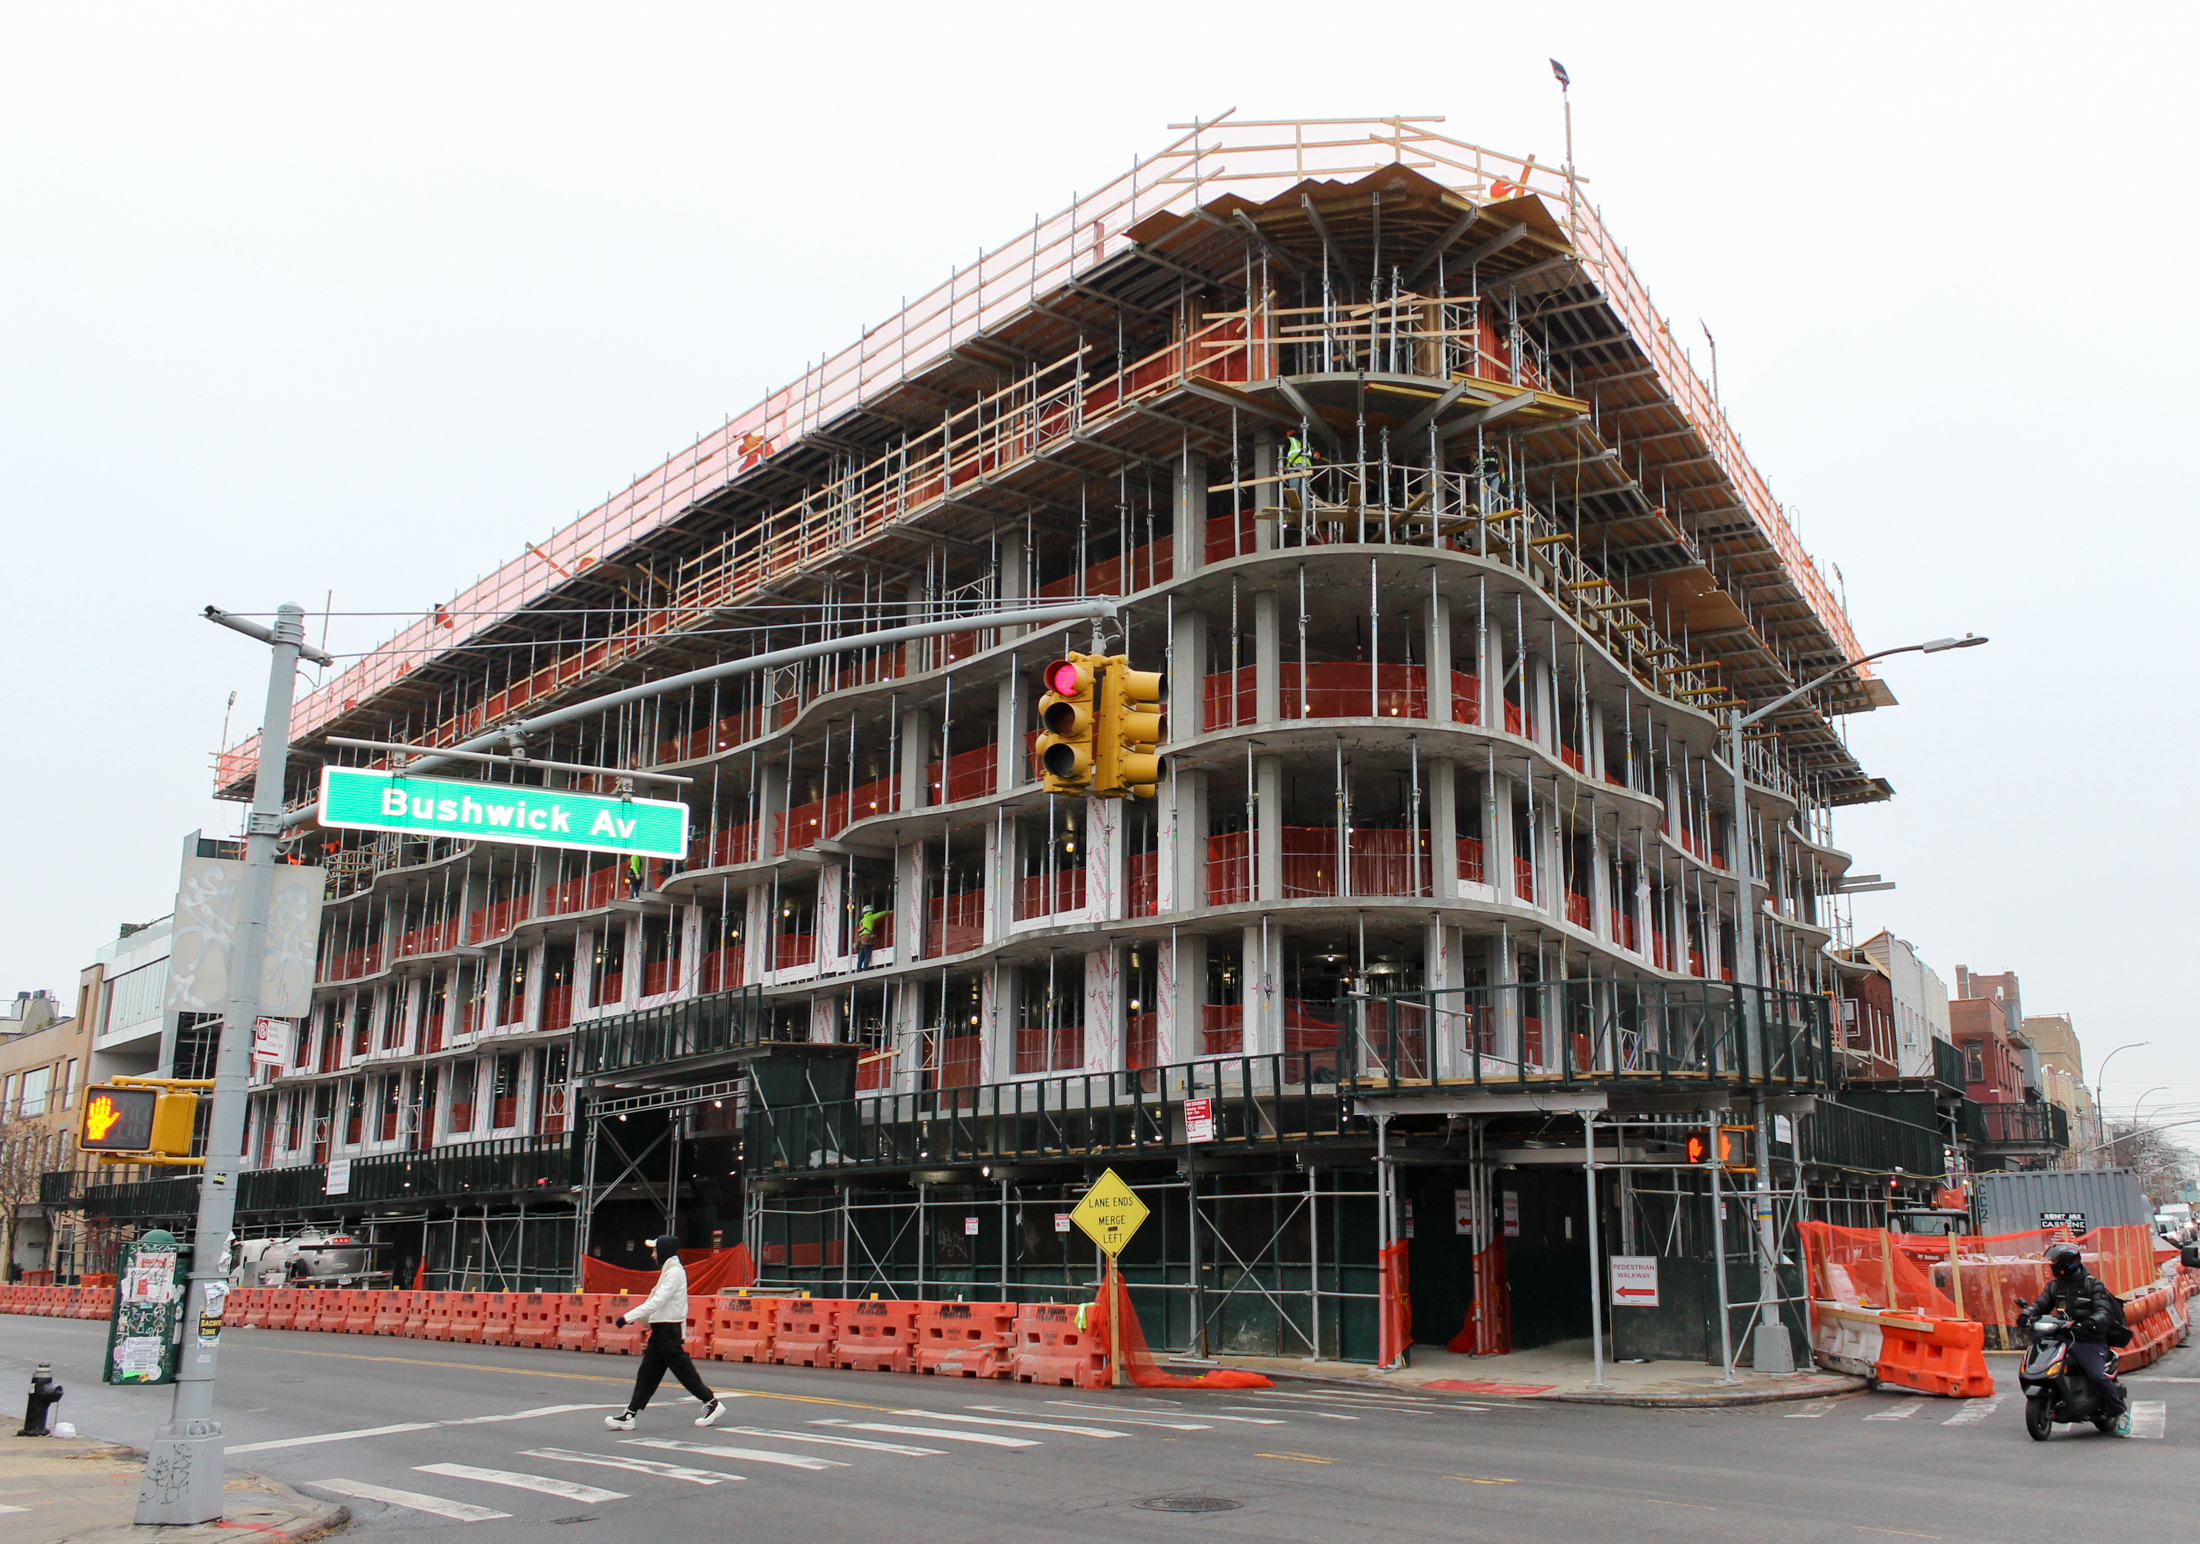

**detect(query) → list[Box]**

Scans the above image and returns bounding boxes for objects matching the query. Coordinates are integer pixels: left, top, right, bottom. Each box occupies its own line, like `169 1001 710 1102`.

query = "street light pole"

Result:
137 602 329 1526
2092 1041 2151 1160
1725 633 1986 1377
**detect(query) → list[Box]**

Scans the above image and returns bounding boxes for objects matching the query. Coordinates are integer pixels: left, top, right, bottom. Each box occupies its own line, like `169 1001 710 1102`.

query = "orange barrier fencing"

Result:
837 1300 918 1375
709 1293 780 1364
772 1299 843 1368
1377 1242 1411 1369
581 1245 757 1296
1011 1302 1107 1389
1086 1274 1274 1389
915 1301 1017 1379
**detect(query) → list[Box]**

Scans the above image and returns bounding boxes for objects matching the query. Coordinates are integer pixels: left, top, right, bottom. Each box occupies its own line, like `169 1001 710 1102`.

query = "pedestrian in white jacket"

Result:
605 1235 722 1430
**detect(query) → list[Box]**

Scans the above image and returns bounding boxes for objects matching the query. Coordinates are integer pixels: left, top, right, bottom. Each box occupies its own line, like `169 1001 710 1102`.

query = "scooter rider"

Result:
2023 1241 2130 1436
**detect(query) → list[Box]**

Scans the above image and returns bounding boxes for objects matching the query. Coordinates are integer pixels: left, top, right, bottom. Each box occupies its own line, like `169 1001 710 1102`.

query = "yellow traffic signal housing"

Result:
1097 659 1165 798
1716 1124 1755 1174
1036 654 1097 794
79 1085 199 1158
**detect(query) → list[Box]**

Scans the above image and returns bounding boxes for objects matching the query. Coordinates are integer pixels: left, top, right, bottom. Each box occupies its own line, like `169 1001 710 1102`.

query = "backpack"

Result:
2102 1289 2133 1348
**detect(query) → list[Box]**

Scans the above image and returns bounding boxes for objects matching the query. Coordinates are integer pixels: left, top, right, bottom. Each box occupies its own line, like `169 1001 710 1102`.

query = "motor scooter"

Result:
2018 1311 2126 1440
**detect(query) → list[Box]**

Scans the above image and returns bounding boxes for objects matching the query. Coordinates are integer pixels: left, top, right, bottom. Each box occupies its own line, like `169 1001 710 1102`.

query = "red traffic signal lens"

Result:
1044 660 1082 695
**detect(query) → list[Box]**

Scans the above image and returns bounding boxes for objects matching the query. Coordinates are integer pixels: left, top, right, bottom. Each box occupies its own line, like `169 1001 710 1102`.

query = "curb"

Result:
51 1474 348 1544
1165 1358 1872 1408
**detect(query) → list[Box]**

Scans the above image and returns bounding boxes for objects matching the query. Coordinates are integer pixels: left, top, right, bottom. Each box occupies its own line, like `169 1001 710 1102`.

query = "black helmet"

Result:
2046 1241 2084 1279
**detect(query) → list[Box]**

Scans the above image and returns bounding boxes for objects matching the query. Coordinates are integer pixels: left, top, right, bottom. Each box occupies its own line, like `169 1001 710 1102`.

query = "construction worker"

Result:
1282 429 1315 531
855 900 889 970
626 853 646 898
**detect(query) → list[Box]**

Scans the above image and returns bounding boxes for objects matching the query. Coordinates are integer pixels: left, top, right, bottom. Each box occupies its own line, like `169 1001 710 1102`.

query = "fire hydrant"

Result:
19 1363 63 1437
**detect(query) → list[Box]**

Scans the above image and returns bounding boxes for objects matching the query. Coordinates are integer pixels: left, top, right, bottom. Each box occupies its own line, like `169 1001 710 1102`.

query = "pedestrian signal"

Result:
1035 655 1097 794
1682 1128 1712 1164
80 1085 197 1157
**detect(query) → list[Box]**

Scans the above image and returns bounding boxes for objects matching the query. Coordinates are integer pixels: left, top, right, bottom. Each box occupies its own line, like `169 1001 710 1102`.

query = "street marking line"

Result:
1306 1412 1359 1420
2130 1400 2166 1439
1785 1401 1833 1418
813 1419 1037 1449
1864 1399 1926 1421
1448 1476 1517 1485
230 1423 438 1453
1941 1397 2001 1426
719 1426 943 1456
414 1464 626 1503
306 1479 510 1521
1028 1405 1211 1429
1644 1499 1717 1511
520 1448 730 1485
1257 1452 1334 1464
1856 1529 1940 1539
904 1409 1126 1437
0 1505 28 1516
2126 1376 2200 1382
623 1439 845 1472
443 1405 619 1424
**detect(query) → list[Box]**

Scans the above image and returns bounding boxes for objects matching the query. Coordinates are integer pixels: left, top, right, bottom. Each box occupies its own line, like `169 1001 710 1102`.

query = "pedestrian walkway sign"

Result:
1070 1168 1149 1257
319 766 688 859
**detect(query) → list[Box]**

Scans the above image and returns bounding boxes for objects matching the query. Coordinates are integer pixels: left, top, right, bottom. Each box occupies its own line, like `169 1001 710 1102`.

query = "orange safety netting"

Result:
1446 1236 1511 1355
581 1244 757 1296
1089 1271 1274 1389
1800 1222 2165 1330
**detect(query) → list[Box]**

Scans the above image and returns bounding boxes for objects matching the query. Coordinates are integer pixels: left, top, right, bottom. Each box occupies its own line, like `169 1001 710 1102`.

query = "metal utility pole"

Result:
137 603 329 1526
1725 632 1985 1378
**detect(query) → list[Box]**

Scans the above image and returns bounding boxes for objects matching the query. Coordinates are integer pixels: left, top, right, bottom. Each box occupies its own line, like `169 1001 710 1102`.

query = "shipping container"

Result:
1973 1169 2152 1237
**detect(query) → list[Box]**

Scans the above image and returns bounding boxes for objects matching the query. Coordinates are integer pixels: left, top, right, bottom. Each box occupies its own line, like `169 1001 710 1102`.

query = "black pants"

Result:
627 1321 714 1411
2067 1341 2126 1417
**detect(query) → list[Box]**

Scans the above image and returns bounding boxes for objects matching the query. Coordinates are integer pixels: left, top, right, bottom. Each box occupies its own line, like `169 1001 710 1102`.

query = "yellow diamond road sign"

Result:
1070 1168 1149 1257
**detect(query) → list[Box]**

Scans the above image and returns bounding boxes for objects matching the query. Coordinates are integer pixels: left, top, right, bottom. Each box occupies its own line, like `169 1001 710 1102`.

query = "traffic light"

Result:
1094 658 1165 799
1682 1128 1712 1165
1681 1125 1754 1173
1036 654 1097 794
79 1084 199 1160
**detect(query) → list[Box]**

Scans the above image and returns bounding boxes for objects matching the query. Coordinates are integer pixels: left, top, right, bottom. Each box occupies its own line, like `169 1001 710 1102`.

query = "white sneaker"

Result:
604 1410 637 1432
695 1399 724 1428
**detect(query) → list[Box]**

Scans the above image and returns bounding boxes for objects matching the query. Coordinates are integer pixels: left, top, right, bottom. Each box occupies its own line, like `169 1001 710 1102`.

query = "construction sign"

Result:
1069 1168 1149 1257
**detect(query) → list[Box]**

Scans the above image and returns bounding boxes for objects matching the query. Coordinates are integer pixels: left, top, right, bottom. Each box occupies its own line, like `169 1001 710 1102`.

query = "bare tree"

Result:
2102 1121 2199 1205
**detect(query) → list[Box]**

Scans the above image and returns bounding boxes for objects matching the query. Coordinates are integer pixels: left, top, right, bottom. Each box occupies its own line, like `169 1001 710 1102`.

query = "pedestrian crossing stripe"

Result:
308 1478 511 1521
889 1409 1128 1437
1941 1398 2000 1426
521 1447 732 1484
813 1418 1039 1448
415 1463 626 1503
718 1424 944 1456
1864 1399 1926 1421
625 1438 846 1471
2130 1401 2166 1439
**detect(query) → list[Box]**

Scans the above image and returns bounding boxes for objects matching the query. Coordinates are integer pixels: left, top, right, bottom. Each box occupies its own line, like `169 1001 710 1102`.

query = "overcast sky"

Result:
4 4 2193 1119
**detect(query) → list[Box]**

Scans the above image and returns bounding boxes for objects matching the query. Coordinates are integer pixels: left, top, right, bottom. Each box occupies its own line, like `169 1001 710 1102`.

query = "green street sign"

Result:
318 766 689 860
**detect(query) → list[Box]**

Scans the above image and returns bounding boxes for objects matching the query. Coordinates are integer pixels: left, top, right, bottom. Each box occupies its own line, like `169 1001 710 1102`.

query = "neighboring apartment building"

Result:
0 990 88 1279
2023 1012 2100 1160
48 118 1947 1356
1858 931 1953 1079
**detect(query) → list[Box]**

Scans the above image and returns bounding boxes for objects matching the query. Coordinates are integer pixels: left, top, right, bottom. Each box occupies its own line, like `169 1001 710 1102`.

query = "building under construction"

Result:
60 114 1970 1370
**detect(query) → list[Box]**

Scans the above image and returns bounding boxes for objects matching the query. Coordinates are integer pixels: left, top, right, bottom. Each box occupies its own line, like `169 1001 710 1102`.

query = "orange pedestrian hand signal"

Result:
86 1095 123 1142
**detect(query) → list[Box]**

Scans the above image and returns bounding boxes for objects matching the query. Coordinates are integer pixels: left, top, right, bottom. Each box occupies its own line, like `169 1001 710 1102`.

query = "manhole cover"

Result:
1135 1498 1244 1513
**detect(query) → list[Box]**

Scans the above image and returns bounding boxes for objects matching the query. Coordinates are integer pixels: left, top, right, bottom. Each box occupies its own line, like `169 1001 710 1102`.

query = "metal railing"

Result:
1352 979 1835 1092
1807 1101 1945 1179
576 984 771 1076
1933 1036 1968 1093
748 1051 1358 1176
1980 1102 2069 1147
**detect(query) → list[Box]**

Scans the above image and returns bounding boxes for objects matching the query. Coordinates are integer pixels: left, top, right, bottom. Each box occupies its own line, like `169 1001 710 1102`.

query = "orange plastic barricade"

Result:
512 1293 558 1349
341 1291 379 1336
422 1292 461 1341
479 1293 520 1346
837 1300 918 1374
233 1289 267 1329
289 1291 333 1333
1012 1302 1107 1389
771 1299 842 1368
372 1291 413 1336
915 1300 1018 1379
402 1292 432 1339
555 1295 603 1354
262 1289 302 1332
596 1300 649 1356
448 1292 489 1345
709 1294 780 1364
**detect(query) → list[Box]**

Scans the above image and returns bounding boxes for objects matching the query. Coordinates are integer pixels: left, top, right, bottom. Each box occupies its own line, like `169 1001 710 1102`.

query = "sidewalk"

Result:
1179 1339 1868 1407
0 1433 345 1544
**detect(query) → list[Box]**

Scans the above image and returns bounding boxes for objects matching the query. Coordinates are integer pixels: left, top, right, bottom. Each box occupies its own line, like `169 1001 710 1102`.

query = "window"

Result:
447 1060 477 1135
18 1065 51 1119
350 993 373 1058
60 1058 78 1108
1964 1047 1985 1083
1 1073 14 1119
491 1053 521 1128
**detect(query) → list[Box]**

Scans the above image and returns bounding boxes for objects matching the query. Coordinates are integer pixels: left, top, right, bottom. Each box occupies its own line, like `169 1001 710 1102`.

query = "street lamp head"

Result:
1920 634 1989 653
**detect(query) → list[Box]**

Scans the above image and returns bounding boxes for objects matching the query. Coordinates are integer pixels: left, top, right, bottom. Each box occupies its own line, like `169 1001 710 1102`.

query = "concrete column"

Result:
1588 699 1608 784
1161 930 1206 1063
1420 591 1453 725
1429 757 1459 900
1168 769 1209 911
1482 607 1507 733
758 760 790 858
742 886 769 984
1487 770 1519 906
1083 946 1123 1073
1173 449 1211 577
1254 589 1281 724
1242 923 1282 1056
1253 433 1278 554
1528 652 1556 754
817 862 846 972
1252 754 1284 902
1087 795 1123 921
997 524 1028 641
978 964 1008 1083
1590 828 1613 944
1171 605 1209 741
982 817 1006 943
894 841 925 964
899 705 934 813
1427 919 1467 1078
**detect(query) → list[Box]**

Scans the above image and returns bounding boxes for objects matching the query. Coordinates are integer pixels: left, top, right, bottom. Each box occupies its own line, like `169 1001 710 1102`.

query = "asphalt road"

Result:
6 1316 2196 1543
